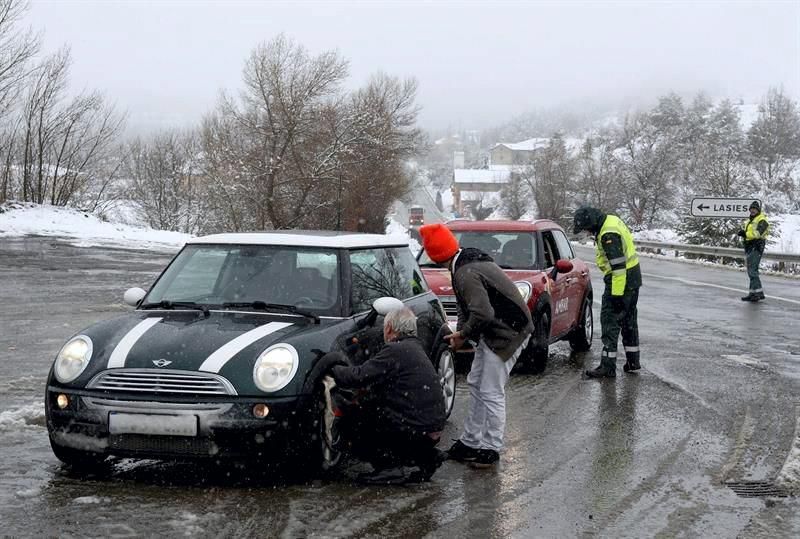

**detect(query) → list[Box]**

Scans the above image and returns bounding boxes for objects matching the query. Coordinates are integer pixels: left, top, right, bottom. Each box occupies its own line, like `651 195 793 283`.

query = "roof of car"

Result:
445 219 561 232
188 231 409 249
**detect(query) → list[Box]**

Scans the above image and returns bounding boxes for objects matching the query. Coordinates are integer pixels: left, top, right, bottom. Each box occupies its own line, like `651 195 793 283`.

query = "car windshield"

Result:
145 244 341 315
418 231 537 270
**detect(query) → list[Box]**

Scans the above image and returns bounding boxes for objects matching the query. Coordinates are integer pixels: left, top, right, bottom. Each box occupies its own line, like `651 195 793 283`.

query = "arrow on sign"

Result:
696 203 709 211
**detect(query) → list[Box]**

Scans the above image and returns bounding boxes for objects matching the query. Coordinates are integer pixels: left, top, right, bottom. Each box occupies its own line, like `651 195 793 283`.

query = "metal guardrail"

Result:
634 240 800 264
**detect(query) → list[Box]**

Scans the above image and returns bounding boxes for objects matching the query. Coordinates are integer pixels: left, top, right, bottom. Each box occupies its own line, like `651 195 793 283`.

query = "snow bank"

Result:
773 213 800 254
386 217 421 255
634 228 681 243
0 403 45 432
0 202 190 251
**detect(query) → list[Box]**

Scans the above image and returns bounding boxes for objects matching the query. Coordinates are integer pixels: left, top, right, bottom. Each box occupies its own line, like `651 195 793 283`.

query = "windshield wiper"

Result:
418 262 441 268
222 301 320 324
140 300 210 317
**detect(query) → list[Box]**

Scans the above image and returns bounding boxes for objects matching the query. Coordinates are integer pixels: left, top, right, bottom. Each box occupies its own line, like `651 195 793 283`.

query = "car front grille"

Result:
440 296 458 318
110 434 213 456
88 369 236 396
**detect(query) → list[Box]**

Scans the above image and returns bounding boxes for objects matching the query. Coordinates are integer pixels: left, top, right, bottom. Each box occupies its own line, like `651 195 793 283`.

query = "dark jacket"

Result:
331 336 445 434
452 248 534 360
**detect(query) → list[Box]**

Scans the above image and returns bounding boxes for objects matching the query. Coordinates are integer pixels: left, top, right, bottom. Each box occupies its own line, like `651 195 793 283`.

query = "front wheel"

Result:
568 296 593 352
521 309 550 374
49 436 108 470
436 345 456 418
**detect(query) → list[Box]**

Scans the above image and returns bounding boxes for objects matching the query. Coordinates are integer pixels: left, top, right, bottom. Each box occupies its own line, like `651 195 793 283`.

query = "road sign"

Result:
690 198 761 218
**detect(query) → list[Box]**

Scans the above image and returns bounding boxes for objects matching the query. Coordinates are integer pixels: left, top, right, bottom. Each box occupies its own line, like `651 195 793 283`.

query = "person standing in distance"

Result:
418 223 533 468
737 201 769 302
573 207 642 378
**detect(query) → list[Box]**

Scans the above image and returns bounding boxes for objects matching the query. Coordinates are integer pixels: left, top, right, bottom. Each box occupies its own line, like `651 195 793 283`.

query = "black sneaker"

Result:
741 294 756 302
755 292 766 301
447 440 480 462
468 449 499 469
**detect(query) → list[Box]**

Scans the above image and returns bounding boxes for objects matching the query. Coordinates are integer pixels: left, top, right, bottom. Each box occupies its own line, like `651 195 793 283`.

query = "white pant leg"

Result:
459 343 486 449
477 339 527 451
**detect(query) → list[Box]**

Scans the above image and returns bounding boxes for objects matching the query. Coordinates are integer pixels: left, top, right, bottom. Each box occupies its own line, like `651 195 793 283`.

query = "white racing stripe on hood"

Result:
107 317 163 368
199 322 294 373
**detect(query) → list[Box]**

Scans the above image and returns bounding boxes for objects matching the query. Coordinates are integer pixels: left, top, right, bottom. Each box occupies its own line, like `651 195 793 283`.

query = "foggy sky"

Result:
27 0 800 133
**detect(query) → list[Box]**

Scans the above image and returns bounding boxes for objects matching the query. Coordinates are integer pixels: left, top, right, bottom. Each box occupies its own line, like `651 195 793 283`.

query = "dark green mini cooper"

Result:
45 231 455 470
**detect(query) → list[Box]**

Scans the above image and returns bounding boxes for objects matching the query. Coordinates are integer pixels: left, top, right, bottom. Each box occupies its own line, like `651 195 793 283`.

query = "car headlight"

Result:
253 344 299 392
515 281 532 303
54 335 93 383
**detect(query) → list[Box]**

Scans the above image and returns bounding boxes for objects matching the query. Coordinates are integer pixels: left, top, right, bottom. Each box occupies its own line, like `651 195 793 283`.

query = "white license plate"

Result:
109 413 197 437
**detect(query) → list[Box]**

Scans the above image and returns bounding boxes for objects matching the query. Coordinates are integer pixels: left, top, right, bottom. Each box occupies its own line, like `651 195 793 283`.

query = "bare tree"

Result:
747 87 800 210
614 113 679 228
576 136 621 212
125 129 203 233
524 134 576 227
499 173 529 220
200 38 422 234
11 47 124 206
202 34 349 231
0 0 37 119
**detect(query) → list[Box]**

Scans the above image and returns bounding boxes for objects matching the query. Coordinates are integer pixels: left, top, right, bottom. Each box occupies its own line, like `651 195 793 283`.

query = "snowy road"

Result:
1 237 799 537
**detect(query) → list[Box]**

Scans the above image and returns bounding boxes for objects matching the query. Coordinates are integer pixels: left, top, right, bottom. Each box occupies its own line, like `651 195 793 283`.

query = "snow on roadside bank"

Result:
386 218 421 254
0 203 190 251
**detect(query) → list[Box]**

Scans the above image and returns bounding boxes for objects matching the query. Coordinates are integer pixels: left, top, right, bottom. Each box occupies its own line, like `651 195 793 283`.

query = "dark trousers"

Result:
746 248 764 294
339 404 441 471
600 288 640 370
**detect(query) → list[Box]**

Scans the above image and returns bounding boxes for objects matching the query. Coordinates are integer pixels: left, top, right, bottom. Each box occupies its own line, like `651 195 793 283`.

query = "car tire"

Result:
49 436 108 469
521 308 550 374
568 295 593 352
315 381 343 472
435 344 456 419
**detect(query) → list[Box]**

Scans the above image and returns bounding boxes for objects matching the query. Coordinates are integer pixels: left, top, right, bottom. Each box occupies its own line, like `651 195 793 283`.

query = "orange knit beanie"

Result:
419 223 459 263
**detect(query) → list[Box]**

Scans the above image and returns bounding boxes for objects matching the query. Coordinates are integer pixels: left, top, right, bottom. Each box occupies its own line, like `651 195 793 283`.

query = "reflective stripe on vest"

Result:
595 215 639 296
743 213 769 241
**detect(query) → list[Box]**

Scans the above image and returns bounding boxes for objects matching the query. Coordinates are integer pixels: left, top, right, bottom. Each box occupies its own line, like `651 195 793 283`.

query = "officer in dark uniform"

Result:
737 200 769 302
573 207 643 378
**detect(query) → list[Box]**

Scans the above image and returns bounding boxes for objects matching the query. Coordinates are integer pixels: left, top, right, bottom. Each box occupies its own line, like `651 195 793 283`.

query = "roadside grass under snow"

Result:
0 202 190 251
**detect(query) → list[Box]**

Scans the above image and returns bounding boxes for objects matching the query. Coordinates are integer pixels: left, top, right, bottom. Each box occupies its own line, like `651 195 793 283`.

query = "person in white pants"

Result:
419 223 534 468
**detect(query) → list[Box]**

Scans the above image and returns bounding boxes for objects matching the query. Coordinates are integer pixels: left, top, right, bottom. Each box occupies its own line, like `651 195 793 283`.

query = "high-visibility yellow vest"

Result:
595 215 640 296
743 213 769 241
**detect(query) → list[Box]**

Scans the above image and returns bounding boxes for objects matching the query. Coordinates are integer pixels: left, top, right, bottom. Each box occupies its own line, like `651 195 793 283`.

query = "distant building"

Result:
489 137 584 166
452 168 511 216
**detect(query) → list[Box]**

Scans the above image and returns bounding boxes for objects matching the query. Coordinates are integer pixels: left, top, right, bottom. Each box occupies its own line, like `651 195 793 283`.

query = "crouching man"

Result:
331 307 447 484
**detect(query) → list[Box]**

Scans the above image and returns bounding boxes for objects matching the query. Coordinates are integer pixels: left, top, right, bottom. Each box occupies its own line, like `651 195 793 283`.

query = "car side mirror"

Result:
124 287 146 307
550 259 574 280
356 297 404 329
373 297 404 316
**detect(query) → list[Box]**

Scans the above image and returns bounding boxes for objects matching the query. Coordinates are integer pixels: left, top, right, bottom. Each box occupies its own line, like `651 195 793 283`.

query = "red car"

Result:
417 219 593 372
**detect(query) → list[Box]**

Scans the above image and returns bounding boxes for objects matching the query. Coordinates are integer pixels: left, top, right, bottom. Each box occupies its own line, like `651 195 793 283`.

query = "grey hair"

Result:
384 306 418 337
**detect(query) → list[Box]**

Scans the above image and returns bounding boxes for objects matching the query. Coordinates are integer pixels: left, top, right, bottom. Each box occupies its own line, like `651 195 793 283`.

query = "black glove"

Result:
609 296 625 312
737 230 746 238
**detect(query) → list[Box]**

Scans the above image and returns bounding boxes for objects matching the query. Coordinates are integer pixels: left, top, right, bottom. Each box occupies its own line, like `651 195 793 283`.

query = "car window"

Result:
392 247 428 296
541 231 560 268
553 229 575 260
146 245 341 314
417 231 537 269
158 249 229 300
350 247 420 313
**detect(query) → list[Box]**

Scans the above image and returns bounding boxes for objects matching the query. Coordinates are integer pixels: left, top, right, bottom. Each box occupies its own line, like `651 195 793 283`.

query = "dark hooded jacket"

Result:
331 336 446 434
451 248 534 360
